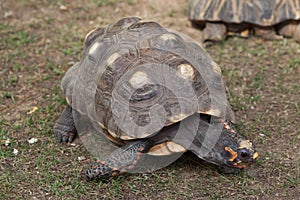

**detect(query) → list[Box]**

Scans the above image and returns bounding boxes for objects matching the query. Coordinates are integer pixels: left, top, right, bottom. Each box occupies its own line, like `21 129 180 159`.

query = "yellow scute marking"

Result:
159 33 177 41
129 71 152 89
178 64 194 79
88 42 100 55
107 53 120 65
166 141 186 153
148 141 186 156
200 108 222 117
119 135 135 140
148 143 172 156
212 61 221 74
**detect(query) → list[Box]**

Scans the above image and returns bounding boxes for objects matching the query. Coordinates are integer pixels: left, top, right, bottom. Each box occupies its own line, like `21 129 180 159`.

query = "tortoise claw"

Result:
54 130 76 143
62 132 76 143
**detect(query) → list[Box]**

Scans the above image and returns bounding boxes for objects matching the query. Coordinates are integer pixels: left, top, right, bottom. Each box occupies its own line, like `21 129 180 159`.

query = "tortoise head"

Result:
201 119 258 173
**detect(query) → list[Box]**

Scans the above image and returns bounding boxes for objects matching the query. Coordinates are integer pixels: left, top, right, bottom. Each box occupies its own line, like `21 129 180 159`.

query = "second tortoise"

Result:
189 0 300 42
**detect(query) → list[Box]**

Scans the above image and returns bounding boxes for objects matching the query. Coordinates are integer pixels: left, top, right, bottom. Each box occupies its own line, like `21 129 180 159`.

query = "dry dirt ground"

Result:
1 0 300 199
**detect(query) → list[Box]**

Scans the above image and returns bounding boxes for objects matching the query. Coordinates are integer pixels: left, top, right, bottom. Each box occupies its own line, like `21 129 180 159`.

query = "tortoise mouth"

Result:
218 154 258 174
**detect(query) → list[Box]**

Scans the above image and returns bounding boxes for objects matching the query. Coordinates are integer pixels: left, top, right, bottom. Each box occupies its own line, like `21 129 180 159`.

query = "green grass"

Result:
4 31 34 49
93 0 117 6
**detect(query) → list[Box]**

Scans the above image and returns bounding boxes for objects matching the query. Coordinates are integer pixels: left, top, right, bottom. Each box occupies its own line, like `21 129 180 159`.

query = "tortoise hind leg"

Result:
86 139 152 181
277 21 300 43
53 106 77 143
254 26 283 40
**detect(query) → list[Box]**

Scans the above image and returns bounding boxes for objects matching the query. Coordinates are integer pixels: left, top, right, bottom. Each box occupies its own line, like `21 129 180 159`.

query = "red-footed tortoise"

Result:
53 17 258 181
189 0 300 42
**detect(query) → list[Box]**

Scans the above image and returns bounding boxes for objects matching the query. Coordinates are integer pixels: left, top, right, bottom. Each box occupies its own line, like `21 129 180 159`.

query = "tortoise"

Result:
53 17 258 181
188 0 300 42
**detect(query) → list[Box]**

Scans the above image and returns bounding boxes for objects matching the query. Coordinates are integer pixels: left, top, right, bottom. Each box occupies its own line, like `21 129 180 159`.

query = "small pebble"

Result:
78 156 86 161
4 11 13 18
59 5 68 11
28 138 38 144
13 149 18 155
4 138 11 146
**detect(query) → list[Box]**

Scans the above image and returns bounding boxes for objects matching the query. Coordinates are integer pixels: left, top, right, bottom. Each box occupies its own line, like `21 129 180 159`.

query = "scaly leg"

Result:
278 21 300 43
201 22 227 42
86 139 152 181
53 106 77 143
254 26 283 40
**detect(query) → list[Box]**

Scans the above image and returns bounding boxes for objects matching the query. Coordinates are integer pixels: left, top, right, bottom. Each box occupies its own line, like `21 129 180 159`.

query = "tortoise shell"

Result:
61 17 234 144
189 0 300 26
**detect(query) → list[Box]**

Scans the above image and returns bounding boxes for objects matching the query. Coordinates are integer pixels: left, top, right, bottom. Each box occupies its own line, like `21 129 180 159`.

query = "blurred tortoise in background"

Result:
53 17 258 181
189 0 300 43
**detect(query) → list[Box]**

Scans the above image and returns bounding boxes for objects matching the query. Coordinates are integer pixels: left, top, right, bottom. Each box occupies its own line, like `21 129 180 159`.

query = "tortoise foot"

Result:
53 106 77 143
54 129 77 143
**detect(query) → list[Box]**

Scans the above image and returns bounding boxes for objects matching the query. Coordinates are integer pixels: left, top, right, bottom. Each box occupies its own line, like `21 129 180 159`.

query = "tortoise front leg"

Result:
53 106 77 143
201 22 227 42
86 139 152 181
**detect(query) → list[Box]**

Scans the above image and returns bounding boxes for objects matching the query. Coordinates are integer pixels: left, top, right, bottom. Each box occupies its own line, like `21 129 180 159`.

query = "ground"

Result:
0 0 299 199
